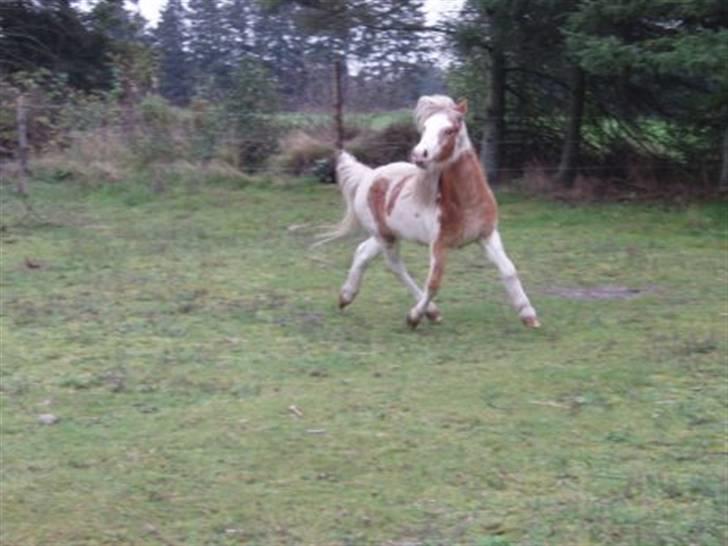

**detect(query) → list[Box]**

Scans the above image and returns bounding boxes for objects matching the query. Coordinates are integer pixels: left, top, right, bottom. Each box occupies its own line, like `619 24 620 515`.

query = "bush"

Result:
272 130 335 175
347 121 418 166
130 95 178 165
225 58 281 171
269 120 418 183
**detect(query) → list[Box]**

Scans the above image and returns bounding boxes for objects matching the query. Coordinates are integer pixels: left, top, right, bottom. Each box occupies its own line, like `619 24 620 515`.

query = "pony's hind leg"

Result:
339 237 382 309
481 230 540 328
382 244 442 322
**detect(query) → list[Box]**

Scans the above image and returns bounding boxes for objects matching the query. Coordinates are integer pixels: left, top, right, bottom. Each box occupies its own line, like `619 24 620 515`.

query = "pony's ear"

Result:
456 98 469 115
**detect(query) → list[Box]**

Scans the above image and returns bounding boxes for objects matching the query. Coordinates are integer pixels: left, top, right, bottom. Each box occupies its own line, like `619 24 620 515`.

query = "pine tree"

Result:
88 0 147 44
187 0 228 93
156 0 191 104
225 0 255 61
262 0 429 107
565 0 728 186
251 3 308 104
0 0 113 90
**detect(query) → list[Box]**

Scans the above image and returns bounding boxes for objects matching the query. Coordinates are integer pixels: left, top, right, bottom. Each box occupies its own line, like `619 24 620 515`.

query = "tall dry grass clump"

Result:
269 120 418 181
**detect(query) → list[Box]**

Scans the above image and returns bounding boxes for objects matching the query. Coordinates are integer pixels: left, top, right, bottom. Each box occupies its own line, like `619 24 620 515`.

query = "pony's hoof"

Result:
338 293 353 310
406 312 422 329
522 315 541 328
425 309 442 323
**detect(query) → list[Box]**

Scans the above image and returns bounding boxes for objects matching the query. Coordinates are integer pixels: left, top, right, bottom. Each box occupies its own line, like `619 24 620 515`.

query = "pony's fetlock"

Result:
406 309 423 329
338 288 357 309
425 306 442 323
521 314 541 328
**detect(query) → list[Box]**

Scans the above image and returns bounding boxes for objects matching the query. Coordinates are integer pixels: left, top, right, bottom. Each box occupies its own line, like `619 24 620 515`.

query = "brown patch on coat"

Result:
436 150 498 248
368 177 395 243
386 176 411 216
427 241 447 293
433 121 461 163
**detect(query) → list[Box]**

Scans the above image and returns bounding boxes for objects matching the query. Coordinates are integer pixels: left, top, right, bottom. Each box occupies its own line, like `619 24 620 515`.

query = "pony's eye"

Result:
445 128 457 136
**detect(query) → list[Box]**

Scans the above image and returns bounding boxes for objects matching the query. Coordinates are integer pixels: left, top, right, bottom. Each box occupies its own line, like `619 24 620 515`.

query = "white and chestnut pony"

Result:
318 95 539 329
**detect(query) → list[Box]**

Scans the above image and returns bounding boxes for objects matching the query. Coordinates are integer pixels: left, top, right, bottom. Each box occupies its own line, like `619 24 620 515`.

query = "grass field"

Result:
1 176 726 545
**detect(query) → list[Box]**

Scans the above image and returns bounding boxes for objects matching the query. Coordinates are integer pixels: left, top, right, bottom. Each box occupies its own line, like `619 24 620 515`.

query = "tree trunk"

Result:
480 48 506 184
333 58 344 151
556 65 586 187
720 124 728 191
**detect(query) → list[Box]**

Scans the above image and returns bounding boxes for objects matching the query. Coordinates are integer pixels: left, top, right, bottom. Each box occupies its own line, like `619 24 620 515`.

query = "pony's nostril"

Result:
422 150 428 158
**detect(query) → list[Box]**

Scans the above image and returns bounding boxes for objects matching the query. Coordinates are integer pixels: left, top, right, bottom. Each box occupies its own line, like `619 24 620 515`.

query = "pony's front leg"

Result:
339 237 382 309
406 242 447 328
383 244 442 323
481 230 540 328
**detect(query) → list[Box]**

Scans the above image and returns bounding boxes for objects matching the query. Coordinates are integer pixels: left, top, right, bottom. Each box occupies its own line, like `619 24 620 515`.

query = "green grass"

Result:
1 177 726 545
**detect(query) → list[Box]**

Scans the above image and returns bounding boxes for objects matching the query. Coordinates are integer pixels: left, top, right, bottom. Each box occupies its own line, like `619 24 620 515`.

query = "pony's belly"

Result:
388 208 438 245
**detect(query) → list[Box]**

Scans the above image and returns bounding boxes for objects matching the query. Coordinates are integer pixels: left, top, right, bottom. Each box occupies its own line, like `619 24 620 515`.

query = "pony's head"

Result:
411 95 469 170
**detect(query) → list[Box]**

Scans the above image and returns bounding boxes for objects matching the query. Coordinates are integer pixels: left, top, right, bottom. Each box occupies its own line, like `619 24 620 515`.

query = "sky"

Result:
124 0 465 27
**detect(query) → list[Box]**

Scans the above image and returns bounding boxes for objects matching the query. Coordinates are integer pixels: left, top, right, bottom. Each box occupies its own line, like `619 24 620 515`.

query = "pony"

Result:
318 95 540 329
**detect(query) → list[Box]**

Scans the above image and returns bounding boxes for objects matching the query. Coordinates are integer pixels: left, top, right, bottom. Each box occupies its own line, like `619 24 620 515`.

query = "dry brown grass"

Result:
519 158 720 202
269 120 419 177
272 130 335 175
347 122 418 166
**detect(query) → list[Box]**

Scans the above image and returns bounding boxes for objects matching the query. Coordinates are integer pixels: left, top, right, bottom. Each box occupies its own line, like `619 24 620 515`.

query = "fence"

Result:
3 90 724 200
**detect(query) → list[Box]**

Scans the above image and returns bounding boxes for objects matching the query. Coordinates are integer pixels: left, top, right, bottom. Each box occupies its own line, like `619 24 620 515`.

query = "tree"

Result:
449 0 728 188
156 0 191 104
555 64 586 186
226 0 256 60
264 0 430 107
251 2 308 104
565 0 728 186
0 0 113 90
87 0 147 43
226 57 280 169
453 0 574 182
187 0 228 94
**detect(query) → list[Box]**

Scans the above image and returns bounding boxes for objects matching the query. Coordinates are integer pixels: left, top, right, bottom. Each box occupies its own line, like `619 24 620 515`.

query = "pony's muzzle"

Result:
410 147 429 169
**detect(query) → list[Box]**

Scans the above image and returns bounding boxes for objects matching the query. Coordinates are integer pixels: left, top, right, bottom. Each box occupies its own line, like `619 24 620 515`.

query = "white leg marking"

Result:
407 243 447 328
340 237 382 308
383 245 441 321
482 230 539 326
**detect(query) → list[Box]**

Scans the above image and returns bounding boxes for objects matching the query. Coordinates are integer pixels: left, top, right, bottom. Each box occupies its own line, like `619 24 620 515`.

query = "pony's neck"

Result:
439 147 490 200
439 126 473 171
416 127 481 207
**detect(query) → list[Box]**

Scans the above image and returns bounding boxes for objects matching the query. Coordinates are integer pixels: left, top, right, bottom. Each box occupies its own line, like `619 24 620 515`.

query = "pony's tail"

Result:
311 151 372 248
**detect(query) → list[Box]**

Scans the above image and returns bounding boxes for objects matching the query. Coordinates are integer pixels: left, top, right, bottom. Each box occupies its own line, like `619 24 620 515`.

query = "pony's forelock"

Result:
414 95 458 133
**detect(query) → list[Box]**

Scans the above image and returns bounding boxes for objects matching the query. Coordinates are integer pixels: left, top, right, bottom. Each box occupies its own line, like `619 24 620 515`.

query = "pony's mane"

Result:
413 95 458 133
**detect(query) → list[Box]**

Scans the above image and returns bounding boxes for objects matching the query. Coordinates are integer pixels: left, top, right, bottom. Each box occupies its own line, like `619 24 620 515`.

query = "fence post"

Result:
333 59 344 151
16 93 29 196
720 125 728 191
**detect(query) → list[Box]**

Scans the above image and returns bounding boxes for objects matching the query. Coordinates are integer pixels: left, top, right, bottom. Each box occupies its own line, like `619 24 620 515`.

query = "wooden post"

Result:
333 58 344 151
720 124 728 191
16 94 29 196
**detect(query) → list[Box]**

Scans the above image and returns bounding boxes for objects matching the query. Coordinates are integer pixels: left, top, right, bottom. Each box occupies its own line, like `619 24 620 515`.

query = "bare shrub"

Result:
269 121 418 181
347 122 418 166
272 130 335 175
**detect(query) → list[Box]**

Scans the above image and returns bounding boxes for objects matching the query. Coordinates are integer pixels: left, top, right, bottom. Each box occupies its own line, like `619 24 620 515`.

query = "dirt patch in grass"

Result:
543 284 657 300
